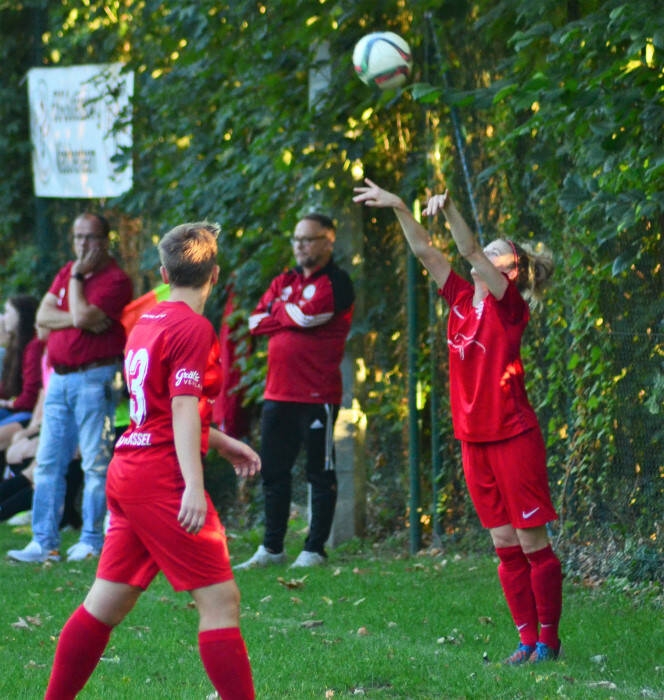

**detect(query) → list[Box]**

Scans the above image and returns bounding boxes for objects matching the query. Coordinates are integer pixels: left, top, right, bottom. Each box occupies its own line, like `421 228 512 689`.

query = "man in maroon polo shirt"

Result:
8 213 132 563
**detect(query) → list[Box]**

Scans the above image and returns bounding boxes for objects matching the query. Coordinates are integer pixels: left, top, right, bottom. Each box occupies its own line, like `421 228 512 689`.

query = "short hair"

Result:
301 213 336 239
158 222 220 288
75 213 110 237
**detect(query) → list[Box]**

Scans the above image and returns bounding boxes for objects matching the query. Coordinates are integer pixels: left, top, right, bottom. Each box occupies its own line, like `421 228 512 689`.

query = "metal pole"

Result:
422 28 444 542
406 244 421 554
428 283 443 539
424 12 484 244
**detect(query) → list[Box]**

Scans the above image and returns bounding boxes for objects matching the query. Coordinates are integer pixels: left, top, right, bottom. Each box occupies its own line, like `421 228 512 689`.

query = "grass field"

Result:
1 520 662 699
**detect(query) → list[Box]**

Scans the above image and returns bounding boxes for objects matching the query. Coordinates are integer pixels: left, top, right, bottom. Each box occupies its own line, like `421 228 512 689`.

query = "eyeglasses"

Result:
291 235 326 246
73 234 105 242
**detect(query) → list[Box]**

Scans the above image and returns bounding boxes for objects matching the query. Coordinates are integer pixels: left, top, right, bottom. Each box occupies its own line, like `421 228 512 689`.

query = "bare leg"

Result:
192 580 254 699
83 578 143 626
45 579 142 699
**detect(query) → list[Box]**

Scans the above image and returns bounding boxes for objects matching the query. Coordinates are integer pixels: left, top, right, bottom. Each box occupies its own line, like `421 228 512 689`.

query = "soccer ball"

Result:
352 31 413 90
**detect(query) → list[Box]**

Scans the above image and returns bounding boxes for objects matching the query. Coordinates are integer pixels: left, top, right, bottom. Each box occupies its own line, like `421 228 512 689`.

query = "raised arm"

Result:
353 178 451 289
424 192 508 300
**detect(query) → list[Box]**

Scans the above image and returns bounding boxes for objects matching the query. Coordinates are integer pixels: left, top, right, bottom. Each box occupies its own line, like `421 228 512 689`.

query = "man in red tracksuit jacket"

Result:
236 213 354 569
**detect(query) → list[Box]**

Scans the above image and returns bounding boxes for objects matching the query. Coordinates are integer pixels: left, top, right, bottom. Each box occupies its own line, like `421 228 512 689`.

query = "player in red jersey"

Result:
44 222 260 700
236 213 354 569
354 179 562 665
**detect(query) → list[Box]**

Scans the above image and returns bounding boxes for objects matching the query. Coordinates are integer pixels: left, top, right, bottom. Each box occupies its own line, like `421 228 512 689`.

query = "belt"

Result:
52 356 123 375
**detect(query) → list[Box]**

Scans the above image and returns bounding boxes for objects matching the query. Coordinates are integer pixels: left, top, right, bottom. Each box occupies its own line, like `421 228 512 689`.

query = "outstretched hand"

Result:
422 190 449 217
352 178 404 209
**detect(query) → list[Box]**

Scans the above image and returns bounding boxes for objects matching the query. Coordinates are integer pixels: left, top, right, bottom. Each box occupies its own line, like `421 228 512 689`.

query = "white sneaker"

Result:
233 545 286 570
290 550 326 568
7 540 60 563
6 510 32 526
66 541 100 562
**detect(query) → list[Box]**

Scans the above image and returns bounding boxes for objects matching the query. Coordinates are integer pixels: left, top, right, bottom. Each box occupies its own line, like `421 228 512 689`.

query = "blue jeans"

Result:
32 363 120 551
0 408 32 426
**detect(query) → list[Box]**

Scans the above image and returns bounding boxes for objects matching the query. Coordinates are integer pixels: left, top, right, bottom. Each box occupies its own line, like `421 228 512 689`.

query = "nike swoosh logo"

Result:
522 507 540 519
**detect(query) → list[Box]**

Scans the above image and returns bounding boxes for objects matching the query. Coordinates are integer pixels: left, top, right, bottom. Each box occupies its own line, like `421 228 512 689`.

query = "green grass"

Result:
1 521 662 699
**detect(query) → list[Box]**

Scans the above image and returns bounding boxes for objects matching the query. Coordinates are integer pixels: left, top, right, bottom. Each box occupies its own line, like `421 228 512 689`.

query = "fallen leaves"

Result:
11 615 42 630
436 629 464 645
300 619 323 629
277 575 307 589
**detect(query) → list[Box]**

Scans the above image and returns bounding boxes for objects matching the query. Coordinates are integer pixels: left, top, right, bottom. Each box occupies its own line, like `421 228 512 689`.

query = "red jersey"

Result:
439 271 540 442
249 259 354 404
47 259 133 368
0 336 46 411
107 301 222 501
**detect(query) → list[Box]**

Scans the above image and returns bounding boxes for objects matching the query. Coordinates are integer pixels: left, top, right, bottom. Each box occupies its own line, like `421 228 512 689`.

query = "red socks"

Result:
527 544 563 649
497 544 563 649
199 627 255 700
496 545 538 646
44 612 255 699
45 605 113 700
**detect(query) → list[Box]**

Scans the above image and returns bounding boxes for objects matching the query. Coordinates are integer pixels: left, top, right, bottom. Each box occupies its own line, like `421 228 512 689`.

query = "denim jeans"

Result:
32 363 120 552
0 408 32 426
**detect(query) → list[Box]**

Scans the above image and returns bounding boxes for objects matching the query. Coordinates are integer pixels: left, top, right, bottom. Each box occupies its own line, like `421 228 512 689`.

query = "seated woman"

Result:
0 296 45 447
0 448 82 529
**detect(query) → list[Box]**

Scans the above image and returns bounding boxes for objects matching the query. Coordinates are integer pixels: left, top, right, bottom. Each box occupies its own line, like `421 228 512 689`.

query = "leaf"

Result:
410 82 444 103
11 617 31 630
277 576 307 589
300 619 323 628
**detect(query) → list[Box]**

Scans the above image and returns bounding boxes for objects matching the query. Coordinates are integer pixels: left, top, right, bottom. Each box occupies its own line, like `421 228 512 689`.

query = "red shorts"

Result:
461 428 558 530
97 490 233 592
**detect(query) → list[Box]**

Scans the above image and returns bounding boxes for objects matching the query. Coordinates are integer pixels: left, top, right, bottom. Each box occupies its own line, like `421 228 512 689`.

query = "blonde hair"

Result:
158 222 219 288
507 239 554 306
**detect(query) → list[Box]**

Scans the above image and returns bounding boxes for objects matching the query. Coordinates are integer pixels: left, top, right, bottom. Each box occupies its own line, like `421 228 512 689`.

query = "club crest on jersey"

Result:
280 286 293 301
175 368 201 388
302 284 316 300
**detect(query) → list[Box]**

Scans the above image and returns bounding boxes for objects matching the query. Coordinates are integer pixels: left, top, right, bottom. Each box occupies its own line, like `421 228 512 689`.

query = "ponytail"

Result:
508 240 554 306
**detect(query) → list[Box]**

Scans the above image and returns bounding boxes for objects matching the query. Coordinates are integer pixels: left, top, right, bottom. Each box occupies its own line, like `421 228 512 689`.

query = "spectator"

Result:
0 295 44 437
1 339 82 528
43 220 259 700
0 454 82 530
235 213 354 570
7 212 132 563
